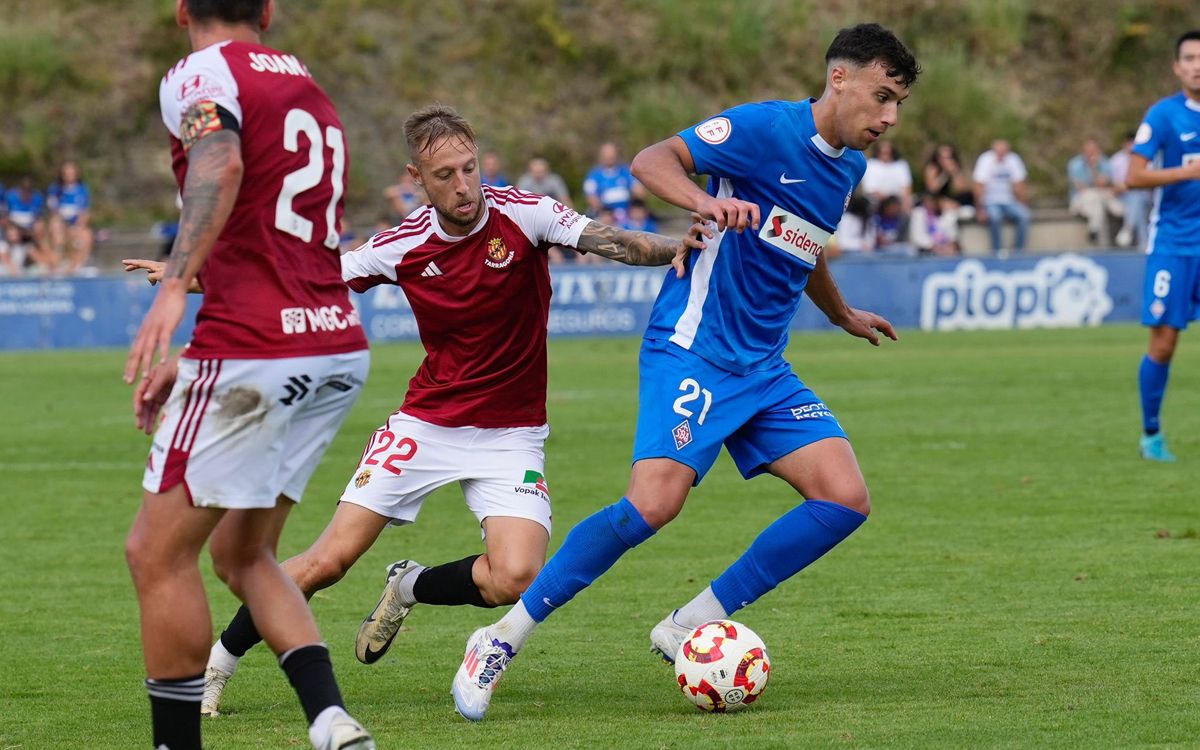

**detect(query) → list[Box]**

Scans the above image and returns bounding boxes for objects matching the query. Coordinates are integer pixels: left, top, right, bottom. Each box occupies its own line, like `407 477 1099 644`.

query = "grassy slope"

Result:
1 326 1198 748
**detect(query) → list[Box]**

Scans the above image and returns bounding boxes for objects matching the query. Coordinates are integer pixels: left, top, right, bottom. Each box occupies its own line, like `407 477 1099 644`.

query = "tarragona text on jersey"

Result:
340 186 590 429
160 40 367 359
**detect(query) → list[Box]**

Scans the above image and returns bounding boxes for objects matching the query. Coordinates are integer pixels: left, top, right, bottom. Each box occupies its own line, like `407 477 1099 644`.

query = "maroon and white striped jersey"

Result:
341 186 591 428
159 40 367 359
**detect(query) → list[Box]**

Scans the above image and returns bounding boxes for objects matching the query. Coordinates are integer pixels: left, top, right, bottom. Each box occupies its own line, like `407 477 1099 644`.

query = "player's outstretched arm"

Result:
123 259 204 293
805 255 897 346
575 218 712 278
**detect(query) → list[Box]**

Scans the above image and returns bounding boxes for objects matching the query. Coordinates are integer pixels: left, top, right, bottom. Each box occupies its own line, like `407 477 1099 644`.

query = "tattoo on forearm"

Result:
576 222 681 266
166 130 241 281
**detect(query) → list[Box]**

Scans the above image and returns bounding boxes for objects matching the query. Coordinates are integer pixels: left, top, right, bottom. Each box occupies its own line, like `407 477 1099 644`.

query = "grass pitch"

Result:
2 325 1199 749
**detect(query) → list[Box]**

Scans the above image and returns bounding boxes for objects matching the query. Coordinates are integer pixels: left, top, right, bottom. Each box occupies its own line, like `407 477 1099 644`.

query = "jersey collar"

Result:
432 203 490 242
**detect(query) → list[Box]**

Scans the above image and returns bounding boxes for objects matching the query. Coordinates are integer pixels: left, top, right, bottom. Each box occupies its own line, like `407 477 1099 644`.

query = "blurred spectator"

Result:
47 161 95 274
621 200 658 233
480 151 510 187
338 218 359 254
583 141 644 221
973 139 1031 255
1067 137 1124 244
870 195 915 255
5 177 56 272
832 192 874 256
383 171 425 223
1108 131 1151 249
923 143 974 219
910 191 960 256
862 141 913 212
517 157 572 205
0 224 25 276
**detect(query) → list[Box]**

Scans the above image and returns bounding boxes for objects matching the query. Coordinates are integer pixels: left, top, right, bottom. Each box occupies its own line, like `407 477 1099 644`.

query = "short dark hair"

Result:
404 104 477 163
1176 30 1200 59
185 0 266 24
825 23 921 88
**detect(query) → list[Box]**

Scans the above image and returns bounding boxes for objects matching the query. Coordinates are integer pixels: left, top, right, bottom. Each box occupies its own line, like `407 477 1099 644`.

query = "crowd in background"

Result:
832 134 1153 259
0 162 94 277
0 134 1157 278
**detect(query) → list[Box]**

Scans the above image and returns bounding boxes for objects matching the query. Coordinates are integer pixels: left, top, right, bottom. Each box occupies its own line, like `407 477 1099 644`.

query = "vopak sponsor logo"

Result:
919 255 1113 331
758 206 829 266
280 305 362 334
516 469 550 501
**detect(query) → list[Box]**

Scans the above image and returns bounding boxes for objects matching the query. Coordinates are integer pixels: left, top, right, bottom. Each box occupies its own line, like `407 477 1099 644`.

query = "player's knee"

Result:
835 484 871 516
297 549 353 591
487 561 541 604
124 529 155 585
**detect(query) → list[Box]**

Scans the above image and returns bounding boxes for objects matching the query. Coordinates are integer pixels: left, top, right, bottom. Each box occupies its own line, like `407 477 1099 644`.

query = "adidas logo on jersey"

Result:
421 261 444 277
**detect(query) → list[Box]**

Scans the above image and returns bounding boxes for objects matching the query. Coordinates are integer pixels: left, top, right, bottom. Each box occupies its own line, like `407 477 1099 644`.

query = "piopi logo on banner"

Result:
919 255 1113 331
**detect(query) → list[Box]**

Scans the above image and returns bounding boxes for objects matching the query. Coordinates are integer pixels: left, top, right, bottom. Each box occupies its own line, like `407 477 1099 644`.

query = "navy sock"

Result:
711 500 866 615
146 673 203 750
521 497 655 622
1138 354 1170 435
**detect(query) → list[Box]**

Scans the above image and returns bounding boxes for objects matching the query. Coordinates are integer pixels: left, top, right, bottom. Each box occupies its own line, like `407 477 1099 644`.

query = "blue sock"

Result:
1139 354 1170 435
711 499 866 615
521 497 655 622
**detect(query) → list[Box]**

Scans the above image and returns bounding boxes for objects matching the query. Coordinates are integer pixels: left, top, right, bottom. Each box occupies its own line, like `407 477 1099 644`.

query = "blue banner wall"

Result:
0 252 1148 351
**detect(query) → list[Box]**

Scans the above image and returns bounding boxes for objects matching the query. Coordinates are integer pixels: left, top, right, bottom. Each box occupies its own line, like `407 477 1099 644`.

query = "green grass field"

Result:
3 325 1199 749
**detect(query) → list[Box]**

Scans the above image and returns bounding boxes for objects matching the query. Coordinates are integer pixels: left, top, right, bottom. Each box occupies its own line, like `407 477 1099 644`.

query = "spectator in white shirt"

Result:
862 140 913 212
1108 132 1151 249
973 139 1031 255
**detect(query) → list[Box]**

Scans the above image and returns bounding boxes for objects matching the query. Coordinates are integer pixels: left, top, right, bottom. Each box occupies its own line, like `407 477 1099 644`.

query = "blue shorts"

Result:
1143 254 1200 329
632 338 847 484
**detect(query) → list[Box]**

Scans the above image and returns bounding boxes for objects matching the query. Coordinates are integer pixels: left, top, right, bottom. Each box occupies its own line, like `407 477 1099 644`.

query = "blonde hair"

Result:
404 104 476 163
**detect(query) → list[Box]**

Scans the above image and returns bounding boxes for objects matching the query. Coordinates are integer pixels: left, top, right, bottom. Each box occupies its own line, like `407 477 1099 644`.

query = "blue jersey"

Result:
4 189 45 230
47 182 90 224
583 164 638 212
644 99 865 375
1133 93 1200 255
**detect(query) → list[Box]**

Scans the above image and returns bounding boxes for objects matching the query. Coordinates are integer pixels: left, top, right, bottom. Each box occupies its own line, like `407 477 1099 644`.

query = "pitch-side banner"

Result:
0 252 1147 351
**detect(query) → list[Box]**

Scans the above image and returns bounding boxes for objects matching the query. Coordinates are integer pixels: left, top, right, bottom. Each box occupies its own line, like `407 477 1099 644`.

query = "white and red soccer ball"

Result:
674 620 771 712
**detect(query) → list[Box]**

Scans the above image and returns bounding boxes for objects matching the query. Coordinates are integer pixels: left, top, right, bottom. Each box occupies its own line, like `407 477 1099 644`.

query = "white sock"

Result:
396 563 426 607
308 705 350 749
491 599 537 652
208 639 241 675
673 586 729 629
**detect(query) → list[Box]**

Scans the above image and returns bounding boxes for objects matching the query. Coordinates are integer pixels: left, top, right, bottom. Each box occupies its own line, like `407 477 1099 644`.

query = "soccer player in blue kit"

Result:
1131 30 1200 462
451 23 920 720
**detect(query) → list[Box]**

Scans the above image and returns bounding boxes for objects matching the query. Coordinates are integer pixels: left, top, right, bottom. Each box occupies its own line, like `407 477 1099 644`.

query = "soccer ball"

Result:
674 620 771 712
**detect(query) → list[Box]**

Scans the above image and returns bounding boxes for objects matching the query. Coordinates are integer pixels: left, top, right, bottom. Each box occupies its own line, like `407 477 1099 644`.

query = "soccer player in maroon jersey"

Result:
127 103 708 716
122 2 373 748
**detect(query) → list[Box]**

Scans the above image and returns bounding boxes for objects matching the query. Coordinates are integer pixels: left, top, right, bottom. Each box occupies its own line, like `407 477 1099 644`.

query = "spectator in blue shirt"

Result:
480 151 510 187
582 141 644 221
4 177 56 272
47 161 94 274
620 199 657 233
1067 137 1124 244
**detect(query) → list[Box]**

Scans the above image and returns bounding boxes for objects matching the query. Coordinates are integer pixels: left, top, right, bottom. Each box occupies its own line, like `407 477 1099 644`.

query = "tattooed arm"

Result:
574 218 712 278
123 105 243 384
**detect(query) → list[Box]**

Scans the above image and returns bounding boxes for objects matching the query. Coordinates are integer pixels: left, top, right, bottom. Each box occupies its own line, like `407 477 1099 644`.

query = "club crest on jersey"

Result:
354 469 372 488
485 237 514 269
672 420 693 450
695 117 732 145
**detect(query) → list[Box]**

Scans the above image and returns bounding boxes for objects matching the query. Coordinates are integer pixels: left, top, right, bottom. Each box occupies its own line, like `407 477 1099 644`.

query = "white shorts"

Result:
339 411 552 535
143 350 370 509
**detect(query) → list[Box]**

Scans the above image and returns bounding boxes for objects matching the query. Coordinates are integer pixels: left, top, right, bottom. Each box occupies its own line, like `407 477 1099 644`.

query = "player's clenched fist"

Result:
695 194 760 233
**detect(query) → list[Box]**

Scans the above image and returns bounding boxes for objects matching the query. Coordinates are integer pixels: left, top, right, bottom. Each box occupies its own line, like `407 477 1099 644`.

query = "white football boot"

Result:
200 665 234 717
649 610 693 665
451 627 516 721
318 712 376 750
355 559 423 664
